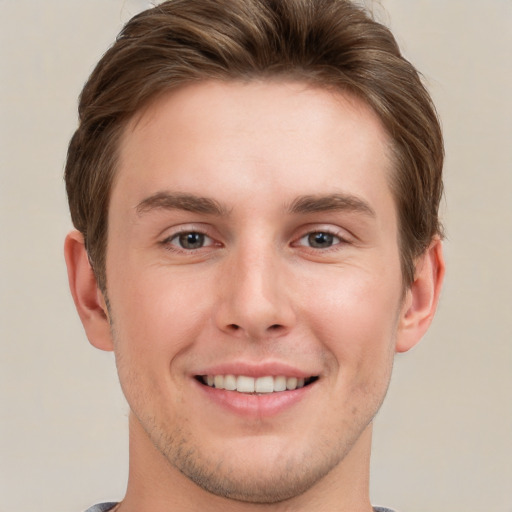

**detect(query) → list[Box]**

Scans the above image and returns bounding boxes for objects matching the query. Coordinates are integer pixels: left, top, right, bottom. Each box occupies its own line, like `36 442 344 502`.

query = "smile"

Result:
198 375 318 393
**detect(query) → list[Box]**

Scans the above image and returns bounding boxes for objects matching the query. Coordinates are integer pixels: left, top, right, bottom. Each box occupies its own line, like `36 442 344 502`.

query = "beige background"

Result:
1 1 511 511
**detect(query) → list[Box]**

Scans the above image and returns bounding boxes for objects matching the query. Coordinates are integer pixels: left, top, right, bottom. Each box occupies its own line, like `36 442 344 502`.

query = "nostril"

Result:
223 323 285 336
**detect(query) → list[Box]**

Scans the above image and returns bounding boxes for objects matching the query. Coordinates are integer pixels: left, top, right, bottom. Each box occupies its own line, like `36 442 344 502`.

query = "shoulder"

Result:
84 504 118 512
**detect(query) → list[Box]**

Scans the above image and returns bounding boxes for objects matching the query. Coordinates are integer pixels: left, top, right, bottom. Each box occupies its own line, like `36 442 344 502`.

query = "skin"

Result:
65 81 444 512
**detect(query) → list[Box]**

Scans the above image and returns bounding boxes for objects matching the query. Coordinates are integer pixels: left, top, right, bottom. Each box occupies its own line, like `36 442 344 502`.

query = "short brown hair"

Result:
65 0 443 291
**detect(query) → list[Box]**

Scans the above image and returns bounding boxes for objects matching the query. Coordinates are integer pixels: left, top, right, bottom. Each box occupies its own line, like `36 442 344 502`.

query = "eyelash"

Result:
159 227 349 254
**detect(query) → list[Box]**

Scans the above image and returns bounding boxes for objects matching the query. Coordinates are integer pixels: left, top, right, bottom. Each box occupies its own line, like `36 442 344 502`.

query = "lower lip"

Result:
194 379 315 418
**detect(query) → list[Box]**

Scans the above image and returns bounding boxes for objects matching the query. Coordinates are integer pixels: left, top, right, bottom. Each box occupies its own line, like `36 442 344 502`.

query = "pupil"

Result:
309 232 333 248
179 232 204 249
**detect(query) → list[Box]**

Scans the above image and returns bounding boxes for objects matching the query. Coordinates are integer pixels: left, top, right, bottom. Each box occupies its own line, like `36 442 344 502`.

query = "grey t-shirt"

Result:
85 505 117 512
84 504 396 512
84 505 117 512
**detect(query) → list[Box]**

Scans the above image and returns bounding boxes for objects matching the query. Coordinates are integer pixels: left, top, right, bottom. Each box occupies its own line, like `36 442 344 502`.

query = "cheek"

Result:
109 266 210 346
106 271 209 403
301 268 401 376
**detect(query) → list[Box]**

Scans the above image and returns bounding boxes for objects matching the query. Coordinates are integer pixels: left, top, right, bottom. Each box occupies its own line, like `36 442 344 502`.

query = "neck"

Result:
119 413 374 512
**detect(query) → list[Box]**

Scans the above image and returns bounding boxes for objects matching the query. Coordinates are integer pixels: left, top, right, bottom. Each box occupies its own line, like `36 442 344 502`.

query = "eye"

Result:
167 231 213 250
298 231 341 249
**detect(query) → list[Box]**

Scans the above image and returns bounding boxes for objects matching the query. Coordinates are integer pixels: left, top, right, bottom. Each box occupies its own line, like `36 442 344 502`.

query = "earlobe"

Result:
395 238 445 353
64 230 114 352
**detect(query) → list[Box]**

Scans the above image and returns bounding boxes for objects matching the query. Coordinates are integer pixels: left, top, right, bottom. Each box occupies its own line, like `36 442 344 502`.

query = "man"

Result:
64 0 445 511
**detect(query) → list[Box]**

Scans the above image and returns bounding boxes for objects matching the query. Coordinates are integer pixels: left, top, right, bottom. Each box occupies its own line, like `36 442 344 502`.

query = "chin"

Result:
150 423 353 504
174 453 333 504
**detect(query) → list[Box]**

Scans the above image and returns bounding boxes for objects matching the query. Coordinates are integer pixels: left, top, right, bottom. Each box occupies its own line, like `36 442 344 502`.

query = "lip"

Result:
192 361 316 379
191 361 319 418
194 379 315 418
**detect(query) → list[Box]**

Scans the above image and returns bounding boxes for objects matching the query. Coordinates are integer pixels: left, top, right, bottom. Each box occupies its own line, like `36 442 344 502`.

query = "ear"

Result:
64 230 114 351
395 238 445 353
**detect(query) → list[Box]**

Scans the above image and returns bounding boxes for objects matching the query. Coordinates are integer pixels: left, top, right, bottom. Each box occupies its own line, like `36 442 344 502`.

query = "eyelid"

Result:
159 222 214 239
294 224 350 241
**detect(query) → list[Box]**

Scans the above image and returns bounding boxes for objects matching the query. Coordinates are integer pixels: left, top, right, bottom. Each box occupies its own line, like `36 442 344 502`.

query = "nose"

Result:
214 244 296 341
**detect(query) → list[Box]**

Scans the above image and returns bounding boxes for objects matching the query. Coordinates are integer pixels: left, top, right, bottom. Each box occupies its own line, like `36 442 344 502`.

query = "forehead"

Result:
113 80 394 217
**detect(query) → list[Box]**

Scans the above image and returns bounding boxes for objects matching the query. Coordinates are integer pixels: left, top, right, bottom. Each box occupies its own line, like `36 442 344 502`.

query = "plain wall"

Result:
1 1 511 511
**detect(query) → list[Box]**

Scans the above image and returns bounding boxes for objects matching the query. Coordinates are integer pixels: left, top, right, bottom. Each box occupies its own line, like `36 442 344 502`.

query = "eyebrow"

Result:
136 192 229 217
288 193 376 217
135 191 375 218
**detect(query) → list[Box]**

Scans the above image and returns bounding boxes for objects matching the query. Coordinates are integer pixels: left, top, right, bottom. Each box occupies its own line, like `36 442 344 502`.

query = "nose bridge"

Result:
216 237 294 339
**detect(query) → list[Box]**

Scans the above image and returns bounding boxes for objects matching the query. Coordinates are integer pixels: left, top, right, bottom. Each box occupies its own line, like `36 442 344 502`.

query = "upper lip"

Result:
192 361 319 378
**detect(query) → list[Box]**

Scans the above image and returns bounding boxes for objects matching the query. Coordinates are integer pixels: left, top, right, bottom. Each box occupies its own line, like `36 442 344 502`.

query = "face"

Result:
105 81 407 503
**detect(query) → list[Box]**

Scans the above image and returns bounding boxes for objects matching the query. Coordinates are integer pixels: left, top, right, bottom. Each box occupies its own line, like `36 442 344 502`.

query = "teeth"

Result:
236 375 255 393
224 374 236 391
286 377 297 390
274 376 287 392
255 376 274 393
201 374 315 393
